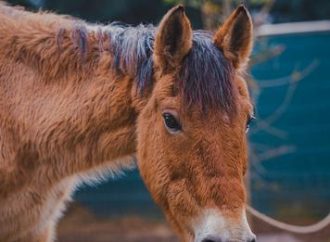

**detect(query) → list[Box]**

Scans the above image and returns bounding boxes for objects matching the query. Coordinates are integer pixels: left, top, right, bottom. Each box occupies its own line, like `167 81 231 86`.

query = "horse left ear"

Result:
214 5 253 69
154 5 192 74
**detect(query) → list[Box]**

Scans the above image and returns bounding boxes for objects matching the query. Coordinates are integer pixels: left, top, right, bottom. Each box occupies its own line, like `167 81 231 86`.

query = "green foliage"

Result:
249 0 272 4
163 0 202 8
163 0 271 8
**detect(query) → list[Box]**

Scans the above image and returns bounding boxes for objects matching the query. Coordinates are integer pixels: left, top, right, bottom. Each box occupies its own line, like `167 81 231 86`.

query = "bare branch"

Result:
257 60 319 88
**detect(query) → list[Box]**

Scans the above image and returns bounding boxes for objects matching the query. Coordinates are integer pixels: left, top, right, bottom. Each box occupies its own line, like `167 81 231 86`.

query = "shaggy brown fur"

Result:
0 2 254 242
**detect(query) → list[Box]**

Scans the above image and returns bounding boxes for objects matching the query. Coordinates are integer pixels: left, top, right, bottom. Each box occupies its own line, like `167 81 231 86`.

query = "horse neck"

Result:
0 8 150 177
0 5 151 109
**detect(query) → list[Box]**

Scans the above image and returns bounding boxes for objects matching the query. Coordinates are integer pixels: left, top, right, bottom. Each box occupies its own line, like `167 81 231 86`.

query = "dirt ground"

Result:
57 205 330 242
58 206 177 242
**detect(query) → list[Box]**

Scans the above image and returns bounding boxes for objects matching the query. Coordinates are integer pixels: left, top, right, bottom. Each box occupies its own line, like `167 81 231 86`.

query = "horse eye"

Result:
162 113 181 133
246 116 255 133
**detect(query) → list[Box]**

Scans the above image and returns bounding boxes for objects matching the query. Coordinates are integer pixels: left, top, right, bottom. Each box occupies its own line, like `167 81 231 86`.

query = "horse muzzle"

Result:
192 208 256 242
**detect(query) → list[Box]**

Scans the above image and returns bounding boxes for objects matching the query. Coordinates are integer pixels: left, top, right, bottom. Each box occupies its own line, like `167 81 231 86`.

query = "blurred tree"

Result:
271 0 330 23
6 0 330 26
6 0 170 24
6 0 35 8
163 0 272 29
163 0 330 28
42 0 167 24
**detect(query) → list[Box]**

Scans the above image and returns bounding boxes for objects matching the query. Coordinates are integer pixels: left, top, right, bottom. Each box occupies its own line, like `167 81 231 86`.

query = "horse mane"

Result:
0 4 235 113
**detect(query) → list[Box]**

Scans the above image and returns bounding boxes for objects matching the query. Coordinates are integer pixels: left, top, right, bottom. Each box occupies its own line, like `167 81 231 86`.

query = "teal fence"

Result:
249 30 330 221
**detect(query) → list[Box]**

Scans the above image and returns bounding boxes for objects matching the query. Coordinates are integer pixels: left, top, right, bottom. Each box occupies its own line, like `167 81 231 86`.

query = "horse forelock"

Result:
179 31 235 114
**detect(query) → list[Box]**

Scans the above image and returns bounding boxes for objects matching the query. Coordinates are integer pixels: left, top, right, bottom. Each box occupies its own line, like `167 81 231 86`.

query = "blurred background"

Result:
6 0 330 241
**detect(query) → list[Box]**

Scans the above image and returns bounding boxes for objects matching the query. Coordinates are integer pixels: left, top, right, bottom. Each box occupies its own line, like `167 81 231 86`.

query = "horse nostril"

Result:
201 237 223 242
201 236 255 242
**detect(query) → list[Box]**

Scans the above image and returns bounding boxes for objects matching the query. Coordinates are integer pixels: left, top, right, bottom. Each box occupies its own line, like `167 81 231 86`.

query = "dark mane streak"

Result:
69 23 235 113
179 31 235 113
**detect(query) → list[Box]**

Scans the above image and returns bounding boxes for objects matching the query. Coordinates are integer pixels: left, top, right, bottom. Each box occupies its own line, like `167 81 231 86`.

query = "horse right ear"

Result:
153 5 192 75
214 5 253 70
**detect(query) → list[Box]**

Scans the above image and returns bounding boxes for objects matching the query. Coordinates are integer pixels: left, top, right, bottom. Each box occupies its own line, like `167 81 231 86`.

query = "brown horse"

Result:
0 2 255 242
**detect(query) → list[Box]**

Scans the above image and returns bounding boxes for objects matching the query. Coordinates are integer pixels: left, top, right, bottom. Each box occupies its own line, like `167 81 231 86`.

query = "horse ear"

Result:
153 5 192 74
214 5 253 69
